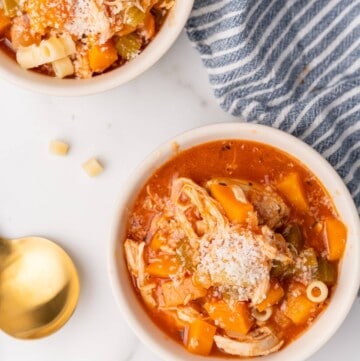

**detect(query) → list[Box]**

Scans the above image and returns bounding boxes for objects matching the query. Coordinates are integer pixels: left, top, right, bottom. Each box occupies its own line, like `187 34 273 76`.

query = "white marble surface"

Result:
0 31 358 361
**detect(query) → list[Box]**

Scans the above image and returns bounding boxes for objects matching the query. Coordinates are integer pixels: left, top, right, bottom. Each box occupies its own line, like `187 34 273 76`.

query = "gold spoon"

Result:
0 237 80 339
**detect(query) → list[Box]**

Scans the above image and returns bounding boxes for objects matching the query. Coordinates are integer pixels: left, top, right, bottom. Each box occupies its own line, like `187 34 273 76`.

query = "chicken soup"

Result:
0 0 174 78
123 140 346 357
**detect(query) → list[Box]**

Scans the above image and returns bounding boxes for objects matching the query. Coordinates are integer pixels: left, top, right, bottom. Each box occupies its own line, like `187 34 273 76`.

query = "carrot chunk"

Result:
186 319 216 356
256 280 284 312
277 172 309 212
284 294 315 325
149 231 164 251
204 301 253 335
324 218 347 261
161 277 207 307
142 12 156 40
146 255 179 278
0 9 11 35
209 183 254 223
88 40 118 73
283 284 315 325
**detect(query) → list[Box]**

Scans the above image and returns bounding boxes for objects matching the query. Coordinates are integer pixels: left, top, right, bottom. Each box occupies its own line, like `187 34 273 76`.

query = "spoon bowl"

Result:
0 237 79 339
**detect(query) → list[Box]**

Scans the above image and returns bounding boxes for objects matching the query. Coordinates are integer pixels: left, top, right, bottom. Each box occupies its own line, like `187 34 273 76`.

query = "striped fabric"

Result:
186 0 360 212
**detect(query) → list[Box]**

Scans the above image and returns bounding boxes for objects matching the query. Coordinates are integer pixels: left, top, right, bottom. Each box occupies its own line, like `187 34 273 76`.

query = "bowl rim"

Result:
108 122 360 361
0 0 194 96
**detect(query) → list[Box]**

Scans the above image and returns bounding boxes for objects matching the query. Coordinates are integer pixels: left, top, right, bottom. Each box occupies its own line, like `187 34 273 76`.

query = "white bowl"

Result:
109 123 360 361
0 1 194 96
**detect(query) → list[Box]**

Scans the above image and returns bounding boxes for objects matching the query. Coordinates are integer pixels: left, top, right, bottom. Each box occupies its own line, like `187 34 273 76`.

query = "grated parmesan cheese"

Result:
65 0 112 43
197 228 271 304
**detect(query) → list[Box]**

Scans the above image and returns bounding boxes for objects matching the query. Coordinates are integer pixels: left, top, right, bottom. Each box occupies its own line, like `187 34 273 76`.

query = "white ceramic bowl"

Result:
0 1 194 96
109 123 360 361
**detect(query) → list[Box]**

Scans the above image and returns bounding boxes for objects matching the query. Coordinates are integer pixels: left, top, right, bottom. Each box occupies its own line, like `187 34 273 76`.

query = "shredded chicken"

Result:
169 178 292 305
124 239 156 308
139 283 157 308
171 178 228 241
176 306 202 324
214 327 284 357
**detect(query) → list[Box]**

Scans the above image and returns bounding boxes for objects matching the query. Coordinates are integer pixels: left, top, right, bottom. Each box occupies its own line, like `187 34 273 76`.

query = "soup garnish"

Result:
123 140 346 357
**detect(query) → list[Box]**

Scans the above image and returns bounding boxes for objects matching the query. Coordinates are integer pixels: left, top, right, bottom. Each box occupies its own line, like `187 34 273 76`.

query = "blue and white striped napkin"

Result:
186 0 360 212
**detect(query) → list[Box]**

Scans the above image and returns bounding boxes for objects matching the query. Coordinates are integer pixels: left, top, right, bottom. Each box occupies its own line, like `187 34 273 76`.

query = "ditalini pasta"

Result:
82 158 104 177
49 140 70 156
0 0 175 78
17 36 76 69
52 57 75 79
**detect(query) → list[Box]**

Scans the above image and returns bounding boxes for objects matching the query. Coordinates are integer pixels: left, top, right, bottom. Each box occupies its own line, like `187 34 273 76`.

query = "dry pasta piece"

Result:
83 158 104 177
88 40 118 73
186 319 216 356
49 140 70 156
52 57 74 78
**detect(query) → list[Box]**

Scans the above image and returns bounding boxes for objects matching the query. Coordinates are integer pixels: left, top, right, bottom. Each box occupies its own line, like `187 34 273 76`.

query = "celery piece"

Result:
2 0 18 17
176 241 193 271
317 257 337 286
271 260 286 277
294 248 318 279
302 248 318 269
126 6 146 27
271 260 294 278
284 224 304 252
116 34 142 60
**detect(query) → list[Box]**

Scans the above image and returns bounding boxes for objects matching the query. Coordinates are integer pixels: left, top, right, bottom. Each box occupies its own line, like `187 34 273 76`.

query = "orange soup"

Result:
123 140 346 357
0 0 174 78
